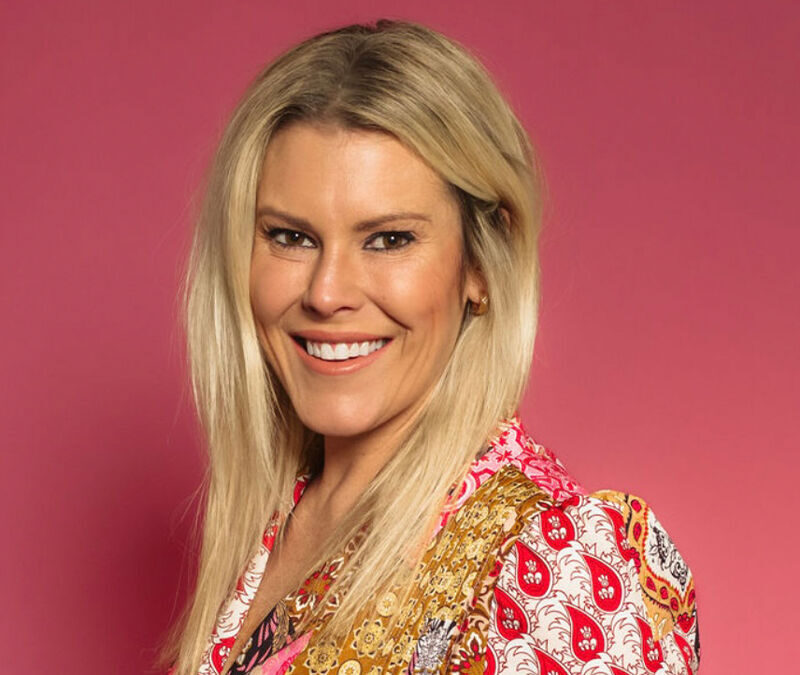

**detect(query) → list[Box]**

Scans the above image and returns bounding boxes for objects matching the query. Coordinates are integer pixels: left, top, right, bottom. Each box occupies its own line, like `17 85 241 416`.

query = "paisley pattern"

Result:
183 414 699 675
488 492 700 674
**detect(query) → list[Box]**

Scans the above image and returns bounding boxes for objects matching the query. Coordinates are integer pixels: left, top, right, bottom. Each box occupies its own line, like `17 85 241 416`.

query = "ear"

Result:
498 206 511 228
463 205 508 304
464 263 487 307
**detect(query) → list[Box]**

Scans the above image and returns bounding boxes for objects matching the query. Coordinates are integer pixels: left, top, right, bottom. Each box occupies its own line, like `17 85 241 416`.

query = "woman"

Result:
164 20 699 675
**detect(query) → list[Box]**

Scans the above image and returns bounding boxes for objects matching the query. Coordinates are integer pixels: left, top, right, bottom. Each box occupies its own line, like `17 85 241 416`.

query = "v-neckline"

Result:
201 412 584 675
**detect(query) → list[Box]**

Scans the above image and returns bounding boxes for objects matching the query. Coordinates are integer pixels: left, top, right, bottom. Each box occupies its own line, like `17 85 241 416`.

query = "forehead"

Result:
257 122 455 217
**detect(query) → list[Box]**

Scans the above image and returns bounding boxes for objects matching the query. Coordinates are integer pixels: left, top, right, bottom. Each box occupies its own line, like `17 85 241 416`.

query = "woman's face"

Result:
250 122 482 442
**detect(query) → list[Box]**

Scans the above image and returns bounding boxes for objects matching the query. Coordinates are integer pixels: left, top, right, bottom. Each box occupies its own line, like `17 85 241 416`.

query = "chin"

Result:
295 400 383 440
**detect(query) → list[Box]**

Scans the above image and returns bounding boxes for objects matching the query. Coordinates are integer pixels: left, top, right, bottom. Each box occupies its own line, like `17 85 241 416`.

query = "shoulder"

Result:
466 415 589 503
486 490 700 675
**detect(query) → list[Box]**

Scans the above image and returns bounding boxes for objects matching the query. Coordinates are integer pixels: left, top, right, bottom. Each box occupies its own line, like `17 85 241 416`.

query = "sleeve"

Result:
486 492 700 675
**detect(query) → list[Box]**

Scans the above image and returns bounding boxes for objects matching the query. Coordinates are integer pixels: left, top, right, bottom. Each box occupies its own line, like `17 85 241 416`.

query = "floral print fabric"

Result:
190 414 699 674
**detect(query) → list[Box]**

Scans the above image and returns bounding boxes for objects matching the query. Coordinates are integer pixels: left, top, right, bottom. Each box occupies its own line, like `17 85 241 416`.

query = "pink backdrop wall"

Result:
2 1 797 672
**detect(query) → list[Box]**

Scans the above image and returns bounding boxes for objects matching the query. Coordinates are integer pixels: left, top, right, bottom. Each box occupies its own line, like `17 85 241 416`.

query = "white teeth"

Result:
304 338 387 361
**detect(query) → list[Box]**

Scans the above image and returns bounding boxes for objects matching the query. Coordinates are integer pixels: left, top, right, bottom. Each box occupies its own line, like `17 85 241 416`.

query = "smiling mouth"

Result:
292 336 391 361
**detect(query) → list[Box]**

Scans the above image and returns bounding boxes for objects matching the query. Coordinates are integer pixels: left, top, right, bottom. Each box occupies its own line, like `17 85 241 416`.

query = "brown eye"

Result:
265 227 315 248
367 232 415 251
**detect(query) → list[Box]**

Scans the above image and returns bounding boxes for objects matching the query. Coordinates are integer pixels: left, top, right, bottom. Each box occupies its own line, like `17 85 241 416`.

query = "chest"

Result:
228 467 549 674
222 510 336 674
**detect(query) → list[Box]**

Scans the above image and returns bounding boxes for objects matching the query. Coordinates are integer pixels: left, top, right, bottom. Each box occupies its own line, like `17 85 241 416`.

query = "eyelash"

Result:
262 226 416 252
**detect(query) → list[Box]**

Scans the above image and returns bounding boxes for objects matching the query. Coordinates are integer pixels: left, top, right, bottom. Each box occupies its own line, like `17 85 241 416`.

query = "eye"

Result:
264 227 316 249
366 231 416 251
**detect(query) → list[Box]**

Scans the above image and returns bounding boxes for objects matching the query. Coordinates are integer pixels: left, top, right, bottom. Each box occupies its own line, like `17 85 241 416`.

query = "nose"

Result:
302 243 363 317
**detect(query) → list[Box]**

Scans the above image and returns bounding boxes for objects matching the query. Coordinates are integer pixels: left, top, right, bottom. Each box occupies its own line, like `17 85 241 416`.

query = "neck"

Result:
303 410 419 524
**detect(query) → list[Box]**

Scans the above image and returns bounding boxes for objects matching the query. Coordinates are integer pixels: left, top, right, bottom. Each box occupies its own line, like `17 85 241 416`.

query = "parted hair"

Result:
164 19 545 674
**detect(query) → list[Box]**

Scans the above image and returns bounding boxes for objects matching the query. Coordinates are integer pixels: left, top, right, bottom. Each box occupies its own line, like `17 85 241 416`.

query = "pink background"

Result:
2 1 797 672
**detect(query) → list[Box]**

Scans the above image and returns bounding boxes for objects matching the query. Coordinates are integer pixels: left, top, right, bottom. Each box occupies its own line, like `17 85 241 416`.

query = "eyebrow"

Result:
255 205 432 232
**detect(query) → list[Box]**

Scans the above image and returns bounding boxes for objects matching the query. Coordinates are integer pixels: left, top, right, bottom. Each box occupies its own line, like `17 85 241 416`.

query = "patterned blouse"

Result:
189 415 699 674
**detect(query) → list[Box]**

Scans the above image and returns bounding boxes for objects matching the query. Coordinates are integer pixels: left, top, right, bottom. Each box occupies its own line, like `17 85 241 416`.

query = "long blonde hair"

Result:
165 19 545 674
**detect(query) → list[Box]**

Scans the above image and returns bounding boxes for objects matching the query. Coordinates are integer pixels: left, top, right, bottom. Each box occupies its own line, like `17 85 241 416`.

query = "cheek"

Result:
249 261 295 337
249 263 299 383
374 255 463 333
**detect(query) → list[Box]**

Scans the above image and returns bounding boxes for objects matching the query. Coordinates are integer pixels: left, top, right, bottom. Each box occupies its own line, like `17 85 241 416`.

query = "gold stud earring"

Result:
469 295 489 316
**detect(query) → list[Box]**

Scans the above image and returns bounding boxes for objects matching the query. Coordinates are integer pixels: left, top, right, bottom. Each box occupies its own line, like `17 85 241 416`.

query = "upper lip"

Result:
292 330 392 343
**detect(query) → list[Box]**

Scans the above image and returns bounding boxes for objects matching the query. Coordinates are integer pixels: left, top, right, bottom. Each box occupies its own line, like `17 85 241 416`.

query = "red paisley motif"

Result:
635 616 664 673
484 643 497 675
534 648 569 675
566 604 606 662
581 553 623 612
210 637 234 672
262 519 279 550
540 506 576 550
601 506 640 567
673 632 695 675
677 612 696 633
515 541 551 597
493 586 529 640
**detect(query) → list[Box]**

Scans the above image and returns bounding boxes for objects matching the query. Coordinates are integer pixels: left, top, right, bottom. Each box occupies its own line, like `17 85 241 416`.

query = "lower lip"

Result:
291 338 392 375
